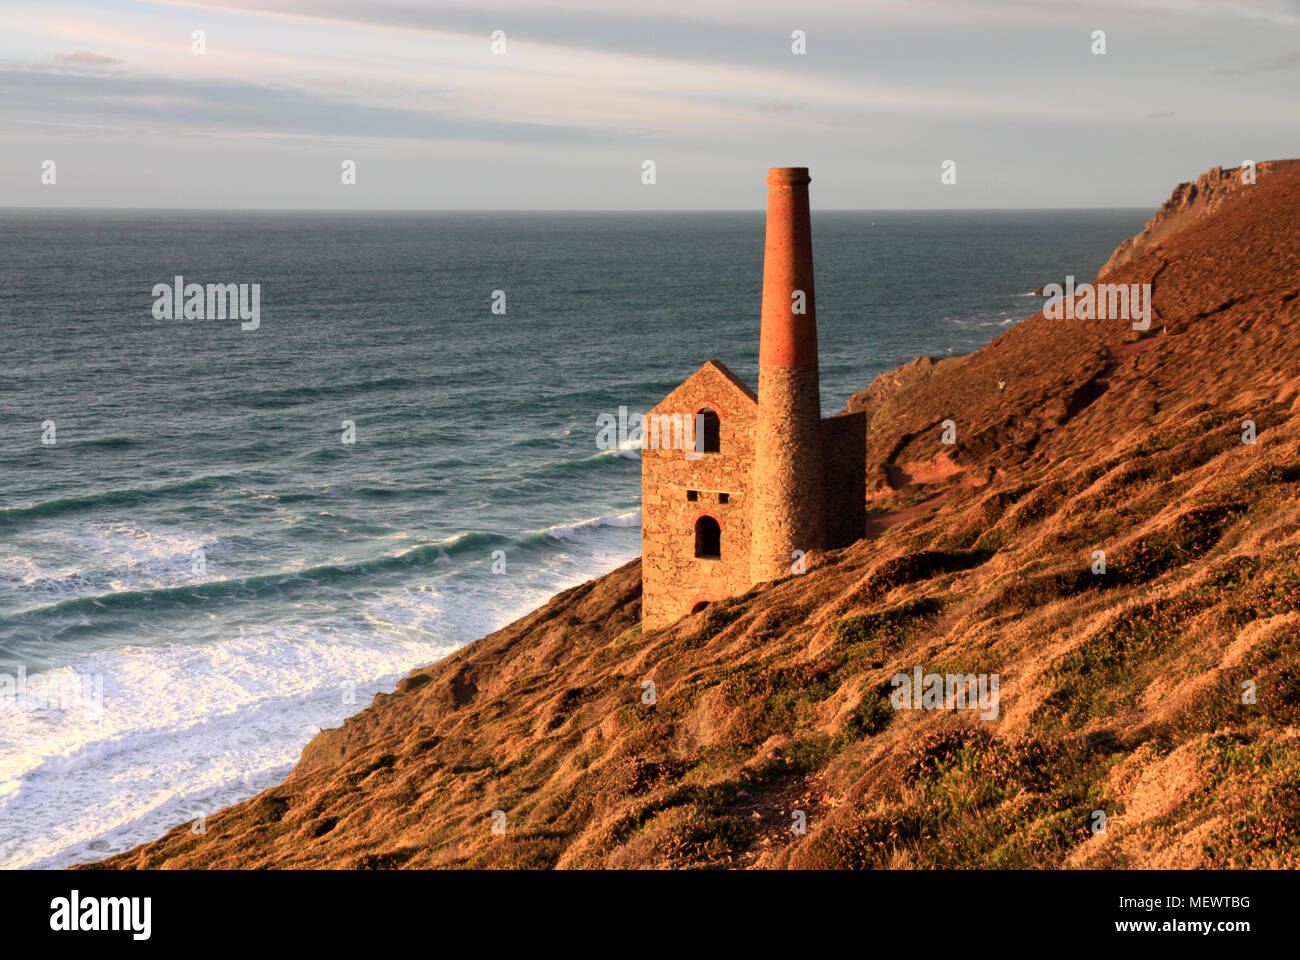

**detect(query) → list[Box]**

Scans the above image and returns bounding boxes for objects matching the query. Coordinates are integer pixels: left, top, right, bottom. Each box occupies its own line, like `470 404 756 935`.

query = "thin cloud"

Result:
1110 0 1300 24
1214 48 1300 75
58 49 121 65
0 66 643 145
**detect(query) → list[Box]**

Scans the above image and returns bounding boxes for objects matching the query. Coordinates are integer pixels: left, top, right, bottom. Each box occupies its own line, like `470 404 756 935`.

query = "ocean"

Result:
0 208 1148 868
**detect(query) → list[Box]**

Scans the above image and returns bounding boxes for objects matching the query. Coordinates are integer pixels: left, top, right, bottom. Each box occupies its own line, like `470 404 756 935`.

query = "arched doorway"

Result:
694 515 721 558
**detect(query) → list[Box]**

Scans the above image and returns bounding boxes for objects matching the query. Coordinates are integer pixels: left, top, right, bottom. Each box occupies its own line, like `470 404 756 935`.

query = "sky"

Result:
1 0 1297 209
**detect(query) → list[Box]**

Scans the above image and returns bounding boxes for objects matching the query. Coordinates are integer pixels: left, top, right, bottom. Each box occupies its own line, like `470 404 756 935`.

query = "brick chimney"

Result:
750 167 826 583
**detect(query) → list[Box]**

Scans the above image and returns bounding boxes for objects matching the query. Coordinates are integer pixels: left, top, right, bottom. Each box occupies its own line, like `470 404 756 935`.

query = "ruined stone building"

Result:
641 168 866 629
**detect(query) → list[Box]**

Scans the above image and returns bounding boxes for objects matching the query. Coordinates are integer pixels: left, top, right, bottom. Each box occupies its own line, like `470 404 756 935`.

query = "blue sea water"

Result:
0 208 1148 867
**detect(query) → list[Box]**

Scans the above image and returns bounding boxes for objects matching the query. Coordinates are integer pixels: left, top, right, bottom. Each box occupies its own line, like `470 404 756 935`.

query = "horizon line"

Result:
0 205 1157 214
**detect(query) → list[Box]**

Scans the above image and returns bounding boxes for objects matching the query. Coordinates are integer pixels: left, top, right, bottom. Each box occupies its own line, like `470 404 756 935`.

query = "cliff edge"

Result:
1100 162 1284 277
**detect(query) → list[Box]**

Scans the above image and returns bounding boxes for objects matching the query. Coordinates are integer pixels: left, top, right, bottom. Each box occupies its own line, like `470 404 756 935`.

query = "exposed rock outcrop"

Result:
1099 161 1288 277
844 355 959 426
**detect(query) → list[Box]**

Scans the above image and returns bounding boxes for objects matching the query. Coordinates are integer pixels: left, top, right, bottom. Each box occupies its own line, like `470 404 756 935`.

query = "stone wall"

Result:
641 361 757 629
821 410 867 549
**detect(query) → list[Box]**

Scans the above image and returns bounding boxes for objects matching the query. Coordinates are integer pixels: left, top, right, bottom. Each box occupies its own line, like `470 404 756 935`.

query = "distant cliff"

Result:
87 161 1300 870
1099 162 1283 277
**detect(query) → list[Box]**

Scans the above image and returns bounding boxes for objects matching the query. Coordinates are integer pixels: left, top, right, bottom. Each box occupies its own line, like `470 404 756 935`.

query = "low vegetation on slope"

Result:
89 162 1300 869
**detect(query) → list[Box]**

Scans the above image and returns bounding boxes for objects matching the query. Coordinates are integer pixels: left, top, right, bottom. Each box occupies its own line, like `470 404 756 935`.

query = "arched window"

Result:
697 408 720 454
694 515 721 559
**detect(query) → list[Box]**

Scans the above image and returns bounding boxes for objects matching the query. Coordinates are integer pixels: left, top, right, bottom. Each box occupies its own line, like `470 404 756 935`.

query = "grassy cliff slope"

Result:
89 162 1300 869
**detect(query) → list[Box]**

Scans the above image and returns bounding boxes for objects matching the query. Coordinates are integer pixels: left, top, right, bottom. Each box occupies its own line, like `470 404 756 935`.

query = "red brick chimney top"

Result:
759 167 818 367
766 167 811 185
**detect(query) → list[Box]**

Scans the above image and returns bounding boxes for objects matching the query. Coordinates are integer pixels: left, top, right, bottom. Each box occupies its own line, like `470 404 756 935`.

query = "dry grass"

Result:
83 161 1300 870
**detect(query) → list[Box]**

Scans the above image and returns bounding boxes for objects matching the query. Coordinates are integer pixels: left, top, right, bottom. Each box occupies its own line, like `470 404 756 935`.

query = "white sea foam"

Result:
586 447 641 463
0 522 220 604
0 621 442 870
0 516 641 870
544 510 641 541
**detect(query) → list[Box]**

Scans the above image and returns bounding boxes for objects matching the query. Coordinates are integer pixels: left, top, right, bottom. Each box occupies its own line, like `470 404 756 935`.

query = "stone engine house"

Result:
641 167 866 629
